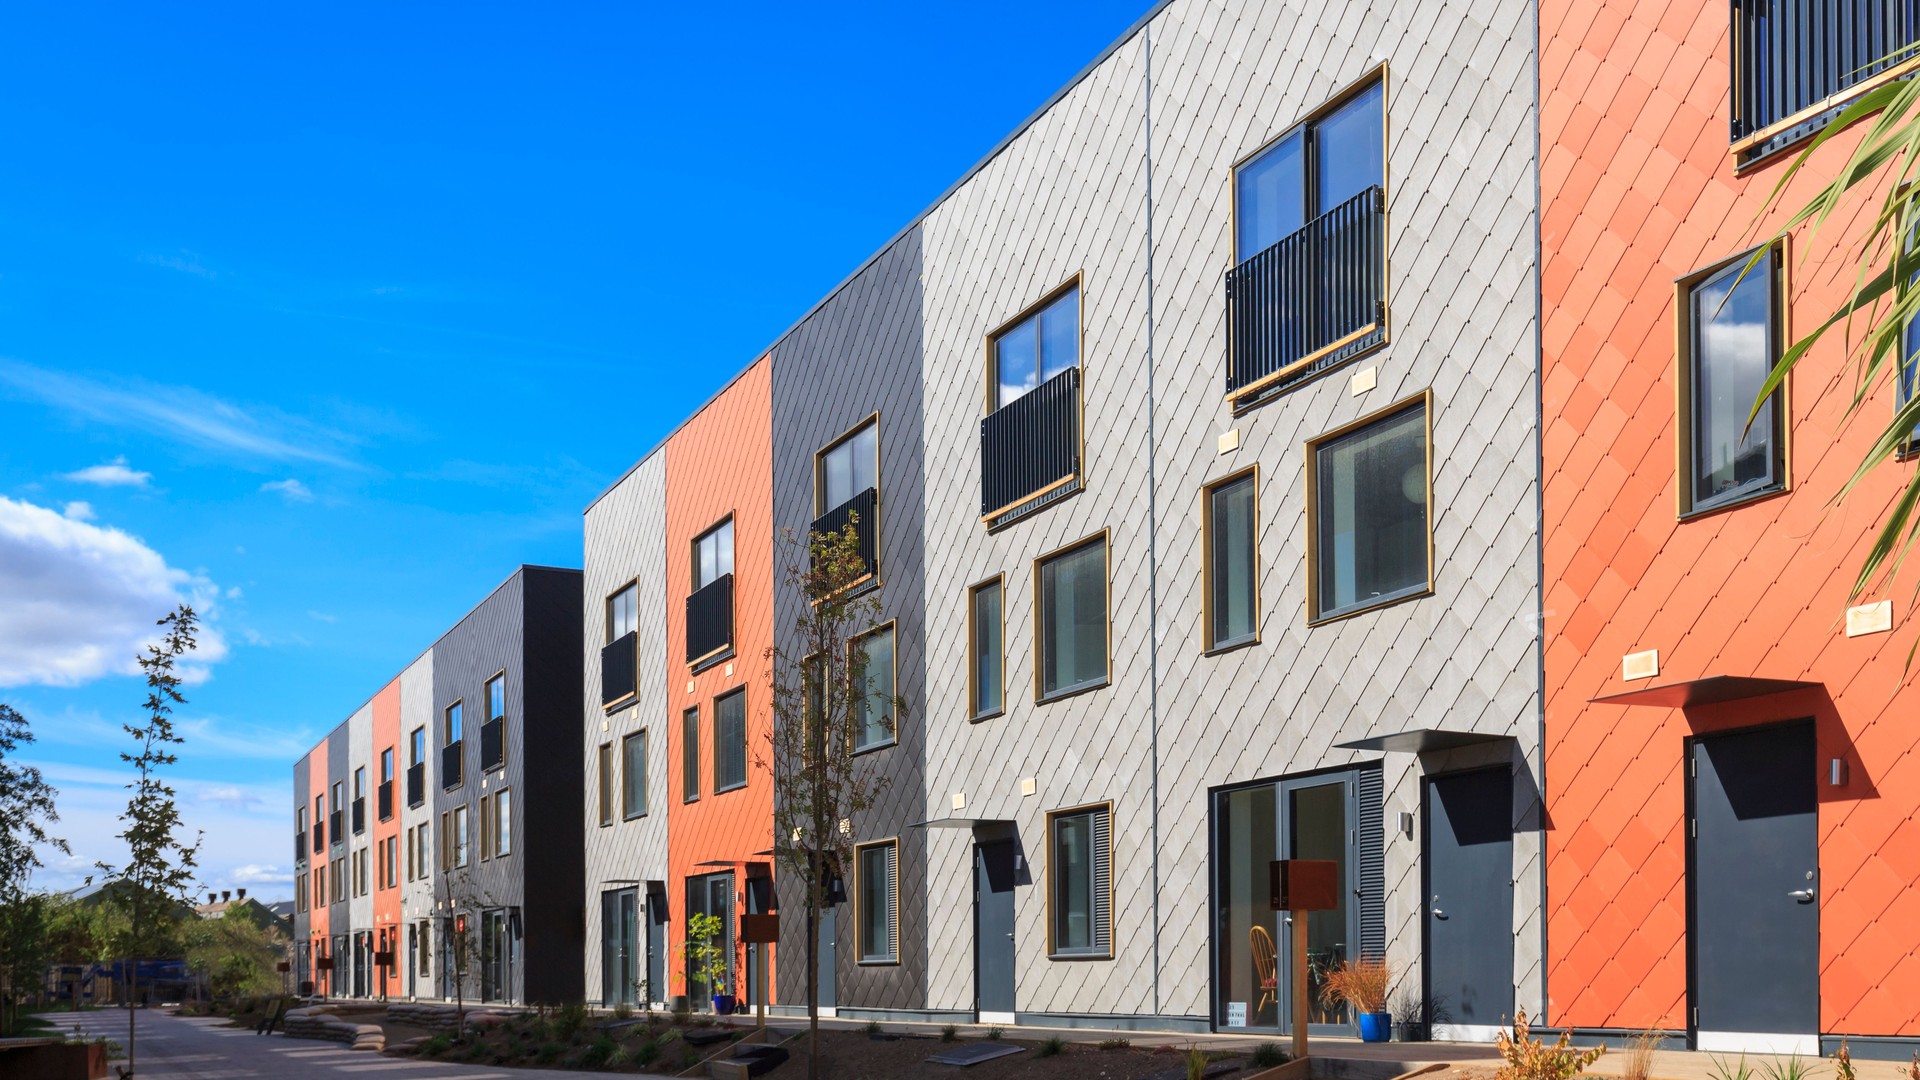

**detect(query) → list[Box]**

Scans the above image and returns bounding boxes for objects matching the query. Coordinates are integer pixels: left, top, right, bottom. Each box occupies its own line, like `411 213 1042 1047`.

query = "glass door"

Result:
1285 777 1353 1033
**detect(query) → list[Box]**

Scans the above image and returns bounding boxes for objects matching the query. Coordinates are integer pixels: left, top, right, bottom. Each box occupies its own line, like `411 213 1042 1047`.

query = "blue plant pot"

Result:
1357 1011 1393 1042
712 994 736 1015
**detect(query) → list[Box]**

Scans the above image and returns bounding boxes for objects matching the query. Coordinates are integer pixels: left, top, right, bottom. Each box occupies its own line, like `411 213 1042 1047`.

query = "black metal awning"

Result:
1589 676 1819 708
1335 729 1514 754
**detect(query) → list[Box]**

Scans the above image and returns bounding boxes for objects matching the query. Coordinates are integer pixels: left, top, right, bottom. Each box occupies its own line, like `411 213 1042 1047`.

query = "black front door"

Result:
974 840 1017 1019
1690 721 1818 1052
817 906 837 1008
1426 768 1514 1034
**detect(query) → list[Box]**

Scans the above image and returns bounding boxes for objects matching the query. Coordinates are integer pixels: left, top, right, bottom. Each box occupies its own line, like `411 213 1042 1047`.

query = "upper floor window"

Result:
1036 534 1110 701
409 727 425 766
1729 1 1920 164
1235 78 1384 263
851 623 896 753
1205 470 1259 650
597 743 615 827
818 419 879 514
1680 250 1786 515
380 749 393 784
1308 396 1432 621
682 707 701 803
991 284 1080 410
353 767 366 801
607 583 638 642
445 701 463 745
622 731 648 820
694 519 734 590
486 674 505 723
713 688 748 793
968 577 1004 721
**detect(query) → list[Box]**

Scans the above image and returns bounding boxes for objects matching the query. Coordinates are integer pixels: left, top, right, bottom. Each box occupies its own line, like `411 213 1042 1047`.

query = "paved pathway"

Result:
47 1008 680 1080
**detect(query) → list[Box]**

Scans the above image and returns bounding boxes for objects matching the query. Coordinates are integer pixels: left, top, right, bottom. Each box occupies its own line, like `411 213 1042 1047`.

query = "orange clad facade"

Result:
306 744 331 996
371 678 402 999
1542 0 1920 1042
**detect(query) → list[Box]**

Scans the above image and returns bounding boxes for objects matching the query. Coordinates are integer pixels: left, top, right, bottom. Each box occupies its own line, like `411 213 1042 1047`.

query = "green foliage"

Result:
1495 1009 1605 1080
1834 1041 1857 1080
1098 1037 1132 1051
612 1000 634 1021
580 1034 618 1067
1709 1056 1755 1080
1762 1056 1813 1080
634 1038 660 1066
941 1024 960 1043
986 1026 1003 1041
680 911 730 997
1185 1044 1212 1080
1250 1042 1291 1068
553 1001 589 1038
863 1019 882 1035
0 704 68 902
183 909 280 999
1037 1037 1067 1059
422 1033 451 1057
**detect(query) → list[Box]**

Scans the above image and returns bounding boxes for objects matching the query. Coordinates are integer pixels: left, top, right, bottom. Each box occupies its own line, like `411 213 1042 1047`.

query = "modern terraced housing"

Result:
296 0 1920 1053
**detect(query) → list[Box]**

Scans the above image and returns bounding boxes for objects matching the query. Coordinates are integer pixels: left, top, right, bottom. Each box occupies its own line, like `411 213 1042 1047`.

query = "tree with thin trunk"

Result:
97 606 204 1078
0 702 68 1036
759 515 899 1080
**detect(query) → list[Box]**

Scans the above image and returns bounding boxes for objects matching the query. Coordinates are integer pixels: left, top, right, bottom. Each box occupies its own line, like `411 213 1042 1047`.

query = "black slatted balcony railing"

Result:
480 717 505 772
980 367 1080 521
296 832 307 864
313 821 325 853
686 573 734 665
1224 185 1386 404
377 780 393 821
328 811 343 848
811 486 878 583
442 740 464 789
1731 0 1920 156
602 632 638 707
406 763 425 808
351 797 365 835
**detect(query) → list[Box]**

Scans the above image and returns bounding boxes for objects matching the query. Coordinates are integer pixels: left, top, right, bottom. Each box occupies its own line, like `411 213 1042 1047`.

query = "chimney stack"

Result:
208 892 217 904
222 890 232 903
237 887 247 900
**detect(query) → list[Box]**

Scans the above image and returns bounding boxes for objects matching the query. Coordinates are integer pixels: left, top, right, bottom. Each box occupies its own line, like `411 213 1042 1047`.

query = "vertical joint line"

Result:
1142 22 1161 1020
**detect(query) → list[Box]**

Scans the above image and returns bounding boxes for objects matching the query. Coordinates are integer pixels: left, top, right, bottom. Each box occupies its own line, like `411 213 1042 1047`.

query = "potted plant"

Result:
680 912 734 1015
1320 955 1395 1043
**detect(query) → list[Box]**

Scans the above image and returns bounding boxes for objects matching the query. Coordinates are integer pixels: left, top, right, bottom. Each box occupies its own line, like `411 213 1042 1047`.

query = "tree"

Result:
437 868 502 1039
0 703 67 1037
759 516 900 1080
97 605 204 1078
183 909 279 1000
1748 69 1920 605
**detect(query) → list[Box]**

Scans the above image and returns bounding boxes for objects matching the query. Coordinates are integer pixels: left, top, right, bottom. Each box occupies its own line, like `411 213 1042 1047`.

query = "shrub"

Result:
536 1041 566 1065
612 1001 634 1021
941 1024 960 1043
1098 1037 1132 1050
986 1026 1003 1041
1762 1056 1812 1080
1250 1042 1291 1068
555 1002 590 1038
422 1034 451 1057
1319 955 1396 1015
580 1035 618 1067
1186 1045 1212 1080
634 1039 660 1066
1624 1029 1664 1080
1494 1009 1605 1080
1710 1055 1755 1080
1833 1042 1855 1080
1037 1037 1067 1058
1904 1052 1920 1080
864 1019 883 1035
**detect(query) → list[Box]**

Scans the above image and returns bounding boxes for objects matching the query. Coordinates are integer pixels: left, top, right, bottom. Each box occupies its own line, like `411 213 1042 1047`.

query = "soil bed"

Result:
764 1029 1263 1080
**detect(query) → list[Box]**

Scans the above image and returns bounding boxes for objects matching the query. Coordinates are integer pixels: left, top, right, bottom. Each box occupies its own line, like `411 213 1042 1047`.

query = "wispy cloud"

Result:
0 360 361 469
64 456 151 488
137 249 216 279
61 501 95 521
306 610 336 623
260 478 314 503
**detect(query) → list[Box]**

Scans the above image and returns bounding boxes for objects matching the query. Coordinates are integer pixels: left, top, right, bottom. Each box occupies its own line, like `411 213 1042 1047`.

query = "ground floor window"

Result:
685 872 735 1003
602 888 640 1006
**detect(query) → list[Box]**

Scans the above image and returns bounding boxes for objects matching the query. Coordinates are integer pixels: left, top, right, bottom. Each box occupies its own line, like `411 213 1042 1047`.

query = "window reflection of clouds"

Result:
1692 254 1777 505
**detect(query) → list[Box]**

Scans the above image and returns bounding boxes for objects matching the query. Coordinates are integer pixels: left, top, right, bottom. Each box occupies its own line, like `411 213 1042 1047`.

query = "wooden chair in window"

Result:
1250 925 1279 1015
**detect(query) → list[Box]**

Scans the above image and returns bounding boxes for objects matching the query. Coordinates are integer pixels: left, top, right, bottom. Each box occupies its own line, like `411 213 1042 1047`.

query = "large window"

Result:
486 674 505 724
682 707 700 803
968 577 1004 720
693 519 734 590
713 689 747 793
607 582 638 642
856 840 899 964
817 419 878 513
1308 397 1431 620
1682 249 1786 514
597 743 615 826
1036 535 1109 700
851 624 896 752
1206 470 1259 650
445 702 463 745
1047 804 1112 958
622 731 648 820
491 788 511 858
452 805 469 869
410 728 425 766
991 283 1080 410
1235 78 1385 264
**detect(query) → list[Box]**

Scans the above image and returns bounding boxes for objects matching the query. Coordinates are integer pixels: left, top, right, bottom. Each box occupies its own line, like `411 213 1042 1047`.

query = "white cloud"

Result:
63 456 151 488
61 501 95 521
306 610 336 623
232 865 292 887
0 496 229 687
260 478 314 503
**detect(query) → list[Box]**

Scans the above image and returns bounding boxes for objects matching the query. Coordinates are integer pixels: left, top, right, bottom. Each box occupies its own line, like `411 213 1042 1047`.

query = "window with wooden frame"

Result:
855 839 899 964
1677 246 1788 516
968 576 1004 721
982 277 1085 525
1034 532 1110 702
688 518 736 666
713 688 747 793
1728 2 1920 167
607 582 639 643
817 416 879 514
850 622 896 753
1046 803 1112 959
1204 468 1260 652
682 707 700 803
597 743 615 826
479 794 492 861
452 805 469 869
622 731 647 820
1306 393 1433 622
693 518 734 590
492 787 511 858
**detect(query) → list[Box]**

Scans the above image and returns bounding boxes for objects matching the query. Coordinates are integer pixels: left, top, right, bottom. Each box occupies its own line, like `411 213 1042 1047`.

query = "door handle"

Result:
1788 889 1815 904
1006 933 1014 940
1432 896 1447 920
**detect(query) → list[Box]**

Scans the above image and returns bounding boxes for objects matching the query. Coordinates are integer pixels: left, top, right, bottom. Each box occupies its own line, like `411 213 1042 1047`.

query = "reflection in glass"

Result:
1317 82 1385 212
1210 475 1257 646
1215 783 1282 1028
993 286 1081 408
1316 405 1427 616
1690 253 1779 507
971 580 1003 717
1053 813 1092 951
1237 131 1304 261
1040 540 1107 697
1291 783 1349 1024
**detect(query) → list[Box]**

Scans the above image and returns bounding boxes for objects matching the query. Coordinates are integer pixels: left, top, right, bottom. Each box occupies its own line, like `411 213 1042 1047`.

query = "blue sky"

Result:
0 1 1149 896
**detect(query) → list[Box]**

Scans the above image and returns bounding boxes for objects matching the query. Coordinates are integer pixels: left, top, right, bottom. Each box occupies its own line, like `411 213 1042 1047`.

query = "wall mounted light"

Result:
1399 811 1415 840
1830 759 1849 787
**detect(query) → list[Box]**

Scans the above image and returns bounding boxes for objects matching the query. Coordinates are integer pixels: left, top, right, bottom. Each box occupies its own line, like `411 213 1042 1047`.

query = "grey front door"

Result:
1690 721 1818 1052
974 840 1017 1018
645 888 666 1006
817 907 836 1008
1425 768 1514 1033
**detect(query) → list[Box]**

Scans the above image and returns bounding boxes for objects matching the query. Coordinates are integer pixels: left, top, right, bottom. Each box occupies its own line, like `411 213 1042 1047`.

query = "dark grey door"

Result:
645 888 666 1006
817 907 837 1008
974 840 1017 1016
1691 722 1817 1044
1426 768 1514 1031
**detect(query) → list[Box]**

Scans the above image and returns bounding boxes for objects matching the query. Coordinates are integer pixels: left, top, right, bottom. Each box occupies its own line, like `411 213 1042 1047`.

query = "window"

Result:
486 674 505 723
682 707 700 802
1235 77 1384 264
851 624 896 752
856 840 899 964
405 829 415 883
479 794 492 861
409 728 425 766
417 920 431 977
1036 535 1109 700
607 582 638 642
991 283 1080 410
415 822 429 880
622 732 647 820
332 859 345 903
354 848 367 895
445 702 463 744
1205 470 1259 650
1047 804 1112 958
1308 397 1431 620
693 519 734 590
297 874 307 913
1681 249 1786 514
817 419 879 513
493 788 511 858
452 805 469 869
380 749 393 783
354 767 366 801
597 743 615 826
714 690 748 792
969 578 1003 720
